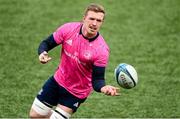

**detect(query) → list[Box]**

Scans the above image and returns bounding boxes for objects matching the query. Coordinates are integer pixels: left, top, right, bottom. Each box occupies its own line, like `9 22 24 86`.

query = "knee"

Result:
29 98 52 118
50 108 71 119
29 108 50 118
29 109 36 118
29 108 38 118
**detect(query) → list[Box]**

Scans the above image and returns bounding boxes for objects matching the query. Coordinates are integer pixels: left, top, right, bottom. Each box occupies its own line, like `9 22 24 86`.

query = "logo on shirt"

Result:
64 49 86 66
73 102 79 107
83 50 92 60
38 89 43 95
65 39 72 46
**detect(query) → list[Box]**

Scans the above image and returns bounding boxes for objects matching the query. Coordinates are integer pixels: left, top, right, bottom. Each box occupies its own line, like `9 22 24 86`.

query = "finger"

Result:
115 93 121 96
114 87 120 93
39 56 51 64
115 87 120 90
113 87 120 91
110 91 115 96
105 90 112 95
47 57 52 61
108 88 116 96
44 57 52 62
109 88 120 96
110 87 119 94
40 58 48 64
113 89 120 96
39 54 46 61
39 57 46 62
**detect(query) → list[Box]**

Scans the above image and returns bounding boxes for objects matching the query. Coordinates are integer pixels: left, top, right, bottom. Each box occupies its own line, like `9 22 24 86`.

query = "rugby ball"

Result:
114 63 138 89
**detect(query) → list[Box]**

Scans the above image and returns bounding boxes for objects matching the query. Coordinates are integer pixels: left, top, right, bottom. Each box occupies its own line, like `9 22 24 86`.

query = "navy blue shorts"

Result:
37 76 86 112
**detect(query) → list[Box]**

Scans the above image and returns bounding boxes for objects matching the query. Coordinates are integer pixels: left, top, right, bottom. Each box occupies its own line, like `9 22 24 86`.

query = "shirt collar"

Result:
79 25 99 42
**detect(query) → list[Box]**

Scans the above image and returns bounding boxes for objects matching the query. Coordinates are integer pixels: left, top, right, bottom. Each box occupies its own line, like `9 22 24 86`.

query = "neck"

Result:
82 25 97 39
80 25 99 42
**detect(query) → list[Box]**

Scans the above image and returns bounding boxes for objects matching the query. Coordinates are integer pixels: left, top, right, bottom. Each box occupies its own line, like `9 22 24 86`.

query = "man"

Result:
29 3 119 119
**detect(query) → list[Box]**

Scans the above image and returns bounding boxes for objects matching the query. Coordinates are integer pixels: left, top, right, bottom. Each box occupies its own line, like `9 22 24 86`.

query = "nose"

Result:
92 20 97 26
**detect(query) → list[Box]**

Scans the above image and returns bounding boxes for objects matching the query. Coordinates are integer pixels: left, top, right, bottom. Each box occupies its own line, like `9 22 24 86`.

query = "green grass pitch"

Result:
0 0 180 118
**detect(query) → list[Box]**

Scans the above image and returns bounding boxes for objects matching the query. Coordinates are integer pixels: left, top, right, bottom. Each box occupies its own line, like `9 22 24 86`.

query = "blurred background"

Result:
0 0 180 118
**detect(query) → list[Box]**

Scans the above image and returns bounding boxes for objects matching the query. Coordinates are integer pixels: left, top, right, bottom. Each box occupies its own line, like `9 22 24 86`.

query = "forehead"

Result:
85 11 104 20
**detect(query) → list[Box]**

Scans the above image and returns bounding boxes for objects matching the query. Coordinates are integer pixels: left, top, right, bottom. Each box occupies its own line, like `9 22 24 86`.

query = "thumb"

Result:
47 56 52 61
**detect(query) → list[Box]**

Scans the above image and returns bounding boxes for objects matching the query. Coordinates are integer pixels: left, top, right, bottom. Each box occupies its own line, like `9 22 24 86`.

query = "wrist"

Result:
92 80 105 92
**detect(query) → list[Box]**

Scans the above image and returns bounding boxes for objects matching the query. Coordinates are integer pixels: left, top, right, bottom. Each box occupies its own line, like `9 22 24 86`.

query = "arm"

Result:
92 65 105 92
38 34 58 64
92 65 120 96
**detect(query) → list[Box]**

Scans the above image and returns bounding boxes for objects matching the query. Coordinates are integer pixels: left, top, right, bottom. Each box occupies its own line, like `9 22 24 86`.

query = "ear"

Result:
82 15 86 23
83 15 86 20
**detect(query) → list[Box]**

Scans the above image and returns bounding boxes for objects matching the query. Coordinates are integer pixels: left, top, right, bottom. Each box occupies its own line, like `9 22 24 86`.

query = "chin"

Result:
89 30 97 35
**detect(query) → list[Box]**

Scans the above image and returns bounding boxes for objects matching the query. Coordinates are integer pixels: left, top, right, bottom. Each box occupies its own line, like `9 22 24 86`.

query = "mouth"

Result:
89 26 97 32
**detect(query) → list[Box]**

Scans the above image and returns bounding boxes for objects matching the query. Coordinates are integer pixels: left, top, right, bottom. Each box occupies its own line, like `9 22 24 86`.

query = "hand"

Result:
39 51 52 64
101 85 120 96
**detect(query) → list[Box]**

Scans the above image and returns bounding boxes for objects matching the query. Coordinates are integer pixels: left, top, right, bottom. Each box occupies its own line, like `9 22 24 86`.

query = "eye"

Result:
89 17 95 20
97 19 102 22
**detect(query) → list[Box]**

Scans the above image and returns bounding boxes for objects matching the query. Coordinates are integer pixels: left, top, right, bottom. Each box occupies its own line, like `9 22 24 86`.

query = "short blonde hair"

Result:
84 3 105 17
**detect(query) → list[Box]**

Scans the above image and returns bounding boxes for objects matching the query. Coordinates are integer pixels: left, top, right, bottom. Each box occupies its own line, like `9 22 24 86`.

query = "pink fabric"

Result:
53 22 109 99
